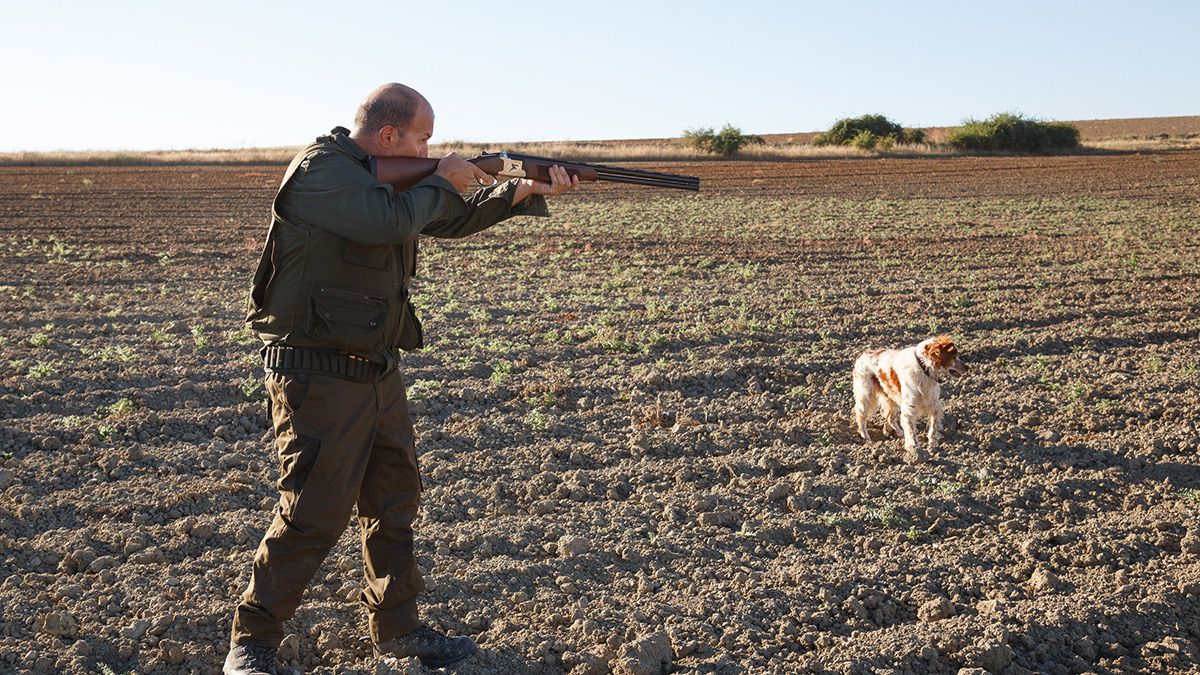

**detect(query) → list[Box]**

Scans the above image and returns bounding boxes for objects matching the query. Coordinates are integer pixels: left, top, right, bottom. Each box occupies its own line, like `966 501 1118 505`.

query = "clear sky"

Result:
2 1 1197 152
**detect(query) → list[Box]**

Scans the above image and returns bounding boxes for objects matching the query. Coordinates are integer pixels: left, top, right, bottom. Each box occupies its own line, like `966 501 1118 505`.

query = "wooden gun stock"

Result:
374 152 699 192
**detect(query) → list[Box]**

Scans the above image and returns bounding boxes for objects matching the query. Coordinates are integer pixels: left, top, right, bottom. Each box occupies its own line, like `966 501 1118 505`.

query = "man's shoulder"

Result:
289 137 372 188
291 127 364 162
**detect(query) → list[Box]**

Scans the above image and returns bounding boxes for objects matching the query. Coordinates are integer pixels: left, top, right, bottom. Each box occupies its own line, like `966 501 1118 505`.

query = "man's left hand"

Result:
511 164 580 205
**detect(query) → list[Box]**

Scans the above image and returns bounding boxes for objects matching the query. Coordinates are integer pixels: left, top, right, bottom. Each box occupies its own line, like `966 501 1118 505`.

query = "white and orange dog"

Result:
852 336 968 461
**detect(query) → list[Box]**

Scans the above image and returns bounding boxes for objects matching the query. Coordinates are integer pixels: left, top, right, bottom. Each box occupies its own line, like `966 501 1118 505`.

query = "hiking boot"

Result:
374 625 477 669
223 643 279 675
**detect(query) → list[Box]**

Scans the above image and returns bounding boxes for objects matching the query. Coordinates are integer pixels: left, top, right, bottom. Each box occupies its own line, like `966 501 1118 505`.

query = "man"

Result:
224 83 578 674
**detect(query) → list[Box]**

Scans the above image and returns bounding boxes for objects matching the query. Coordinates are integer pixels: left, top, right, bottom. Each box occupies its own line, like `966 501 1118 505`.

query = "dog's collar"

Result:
914 347 933 378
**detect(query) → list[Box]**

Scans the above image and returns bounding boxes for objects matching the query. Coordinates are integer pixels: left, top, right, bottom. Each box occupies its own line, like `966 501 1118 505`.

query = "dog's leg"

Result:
901 404 927 463
927 399 944 452
853 385 877 442
882 399 901 437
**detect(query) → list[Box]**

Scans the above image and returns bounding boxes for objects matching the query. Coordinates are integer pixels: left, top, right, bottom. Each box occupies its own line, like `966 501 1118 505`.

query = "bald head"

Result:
353 83 429 138
350 83 435 158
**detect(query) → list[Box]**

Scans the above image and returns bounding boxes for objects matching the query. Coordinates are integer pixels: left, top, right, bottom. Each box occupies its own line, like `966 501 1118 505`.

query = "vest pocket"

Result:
306 284 390 354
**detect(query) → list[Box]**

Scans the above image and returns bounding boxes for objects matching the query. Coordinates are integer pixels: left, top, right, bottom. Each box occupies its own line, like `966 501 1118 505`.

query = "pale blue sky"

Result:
2 1 1196 151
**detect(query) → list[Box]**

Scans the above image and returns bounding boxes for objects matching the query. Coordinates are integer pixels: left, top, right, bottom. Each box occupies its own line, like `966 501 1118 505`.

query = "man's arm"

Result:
278 151 470 246
422 165 580 239
421 179 547 239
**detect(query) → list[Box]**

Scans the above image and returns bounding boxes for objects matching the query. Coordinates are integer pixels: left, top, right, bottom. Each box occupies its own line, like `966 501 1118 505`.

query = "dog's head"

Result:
923 336 968 378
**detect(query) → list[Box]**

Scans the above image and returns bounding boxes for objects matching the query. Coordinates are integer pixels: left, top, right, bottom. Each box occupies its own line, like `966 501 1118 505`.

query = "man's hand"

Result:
512 164 580 206
435 153 496 192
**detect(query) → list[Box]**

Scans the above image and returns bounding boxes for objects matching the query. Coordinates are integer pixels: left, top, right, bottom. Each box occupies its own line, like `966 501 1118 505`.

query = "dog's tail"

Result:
852 351 881 396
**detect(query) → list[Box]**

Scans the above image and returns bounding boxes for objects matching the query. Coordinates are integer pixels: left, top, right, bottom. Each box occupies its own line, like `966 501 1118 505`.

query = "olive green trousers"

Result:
231 368 423 648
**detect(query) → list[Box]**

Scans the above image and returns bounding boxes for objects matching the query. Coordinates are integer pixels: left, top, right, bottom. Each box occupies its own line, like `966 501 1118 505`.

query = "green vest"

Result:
245 142 423 368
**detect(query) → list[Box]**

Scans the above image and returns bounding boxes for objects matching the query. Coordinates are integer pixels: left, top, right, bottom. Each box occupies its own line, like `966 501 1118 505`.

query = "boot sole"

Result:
418 646 477 670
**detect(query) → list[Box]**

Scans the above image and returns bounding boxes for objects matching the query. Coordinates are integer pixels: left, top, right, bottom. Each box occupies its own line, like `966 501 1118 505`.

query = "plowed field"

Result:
1 150 1198 674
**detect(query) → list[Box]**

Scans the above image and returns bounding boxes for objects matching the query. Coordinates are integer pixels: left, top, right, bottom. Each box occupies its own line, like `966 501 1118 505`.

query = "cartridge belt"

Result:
262 344 382 382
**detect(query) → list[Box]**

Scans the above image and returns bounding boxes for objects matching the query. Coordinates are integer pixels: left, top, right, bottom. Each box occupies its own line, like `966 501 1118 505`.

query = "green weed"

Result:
28 363 56 379
408 379 439 401
866 504 907 529
490 362 514 383
190 325 209 349
92 345 135 363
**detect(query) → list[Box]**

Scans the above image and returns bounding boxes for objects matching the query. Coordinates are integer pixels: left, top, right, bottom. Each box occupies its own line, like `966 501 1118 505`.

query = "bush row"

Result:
814 114 925 150
682 125 764 156
947 113 1080 152
682 113 1080 155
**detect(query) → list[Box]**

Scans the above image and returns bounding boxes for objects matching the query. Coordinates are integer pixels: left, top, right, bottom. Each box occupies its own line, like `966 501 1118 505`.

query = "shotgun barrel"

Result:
374 151 700 192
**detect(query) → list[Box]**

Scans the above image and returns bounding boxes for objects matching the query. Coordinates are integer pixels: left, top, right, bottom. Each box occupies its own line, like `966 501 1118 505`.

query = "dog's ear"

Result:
925 336 959 368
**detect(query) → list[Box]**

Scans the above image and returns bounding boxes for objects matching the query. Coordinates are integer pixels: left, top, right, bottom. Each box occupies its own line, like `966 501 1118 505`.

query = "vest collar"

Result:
326 126 369 161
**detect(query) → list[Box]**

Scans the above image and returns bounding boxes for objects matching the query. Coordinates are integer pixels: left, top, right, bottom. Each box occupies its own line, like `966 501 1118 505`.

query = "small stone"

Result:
697 509 737 528
1180 531 1200 554
190 522 215 539
613 632 671 675
766 483 791 501
40 611 78 637
966 643 1013 672
558 535 591 557
904 447 930 464
160 639 185 664
279 634 300 662
88 555 118 573
1073 637 1097 661
1027 568 1062 594
841 492 860 507
976 599 1003 615
917 597 954 623
119 619 149 640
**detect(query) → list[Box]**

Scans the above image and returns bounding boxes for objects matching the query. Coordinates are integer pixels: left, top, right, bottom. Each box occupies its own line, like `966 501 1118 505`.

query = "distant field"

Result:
3 116 1197 166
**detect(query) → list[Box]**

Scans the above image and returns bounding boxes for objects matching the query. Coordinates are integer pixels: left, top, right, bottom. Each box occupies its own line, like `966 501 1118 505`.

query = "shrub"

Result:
850 130 879 150
815 114 924 147
948 113 1080 152
682 124 764 156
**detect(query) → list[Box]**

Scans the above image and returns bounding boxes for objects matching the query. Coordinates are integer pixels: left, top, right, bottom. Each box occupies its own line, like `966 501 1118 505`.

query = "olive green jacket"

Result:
246 127 548 371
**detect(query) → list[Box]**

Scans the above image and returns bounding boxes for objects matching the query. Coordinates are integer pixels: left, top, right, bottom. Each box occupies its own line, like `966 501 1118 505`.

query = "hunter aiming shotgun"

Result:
374 151 700 192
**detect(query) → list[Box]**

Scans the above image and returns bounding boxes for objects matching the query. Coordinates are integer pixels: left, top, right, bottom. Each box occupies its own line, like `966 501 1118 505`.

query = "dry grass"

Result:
1084 137 1200 152
0 140 884 166
0 147 301 166
435 140 884 162
4 114 1199 166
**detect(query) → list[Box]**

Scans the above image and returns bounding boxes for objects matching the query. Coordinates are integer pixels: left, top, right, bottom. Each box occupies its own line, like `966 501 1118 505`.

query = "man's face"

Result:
379 101 434 158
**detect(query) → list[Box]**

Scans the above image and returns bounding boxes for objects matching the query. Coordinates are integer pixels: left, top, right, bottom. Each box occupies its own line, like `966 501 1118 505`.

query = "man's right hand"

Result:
435 153 495 192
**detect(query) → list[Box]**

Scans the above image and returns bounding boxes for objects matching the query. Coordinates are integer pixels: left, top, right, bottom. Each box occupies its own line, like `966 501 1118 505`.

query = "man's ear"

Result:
377 124 399 148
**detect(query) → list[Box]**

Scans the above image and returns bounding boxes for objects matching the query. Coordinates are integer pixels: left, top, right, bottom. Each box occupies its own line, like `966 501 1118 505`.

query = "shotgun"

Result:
373 151 700 192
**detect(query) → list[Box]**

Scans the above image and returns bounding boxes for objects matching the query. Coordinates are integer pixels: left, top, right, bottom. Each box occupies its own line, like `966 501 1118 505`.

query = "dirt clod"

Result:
917 597 955 623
